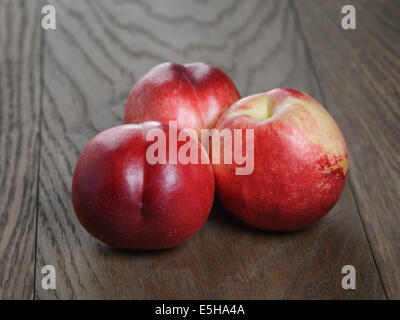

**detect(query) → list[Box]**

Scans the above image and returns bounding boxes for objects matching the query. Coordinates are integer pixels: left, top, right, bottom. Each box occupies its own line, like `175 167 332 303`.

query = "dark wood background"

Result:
0 0 398 299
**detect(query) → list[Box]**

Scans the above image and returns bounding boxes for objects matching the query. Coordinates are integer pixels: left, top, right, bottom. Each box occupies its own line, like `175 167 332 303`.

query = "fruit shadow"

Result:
100 240 184 258
98 198 309 258
209 197 305 238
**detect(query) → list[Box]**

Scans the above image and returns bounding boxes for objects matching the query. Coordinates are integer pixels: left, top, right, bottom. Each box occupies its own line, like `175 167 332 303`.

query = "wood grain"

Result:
0 0 42 299
295 0 400 299
34 0 384 299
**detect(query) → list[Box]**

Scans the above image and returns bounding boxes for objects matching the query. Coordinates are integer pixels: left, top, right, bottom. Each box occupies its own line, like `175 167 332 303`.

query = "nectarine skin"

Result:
72 122 215 249
125 62 240 131
213 88 348 231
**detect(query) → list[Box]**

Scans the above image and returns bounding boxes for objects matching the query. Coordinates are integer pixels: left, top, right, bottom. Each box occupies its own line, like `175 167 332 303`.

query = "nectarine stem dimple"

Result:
232 94 272 122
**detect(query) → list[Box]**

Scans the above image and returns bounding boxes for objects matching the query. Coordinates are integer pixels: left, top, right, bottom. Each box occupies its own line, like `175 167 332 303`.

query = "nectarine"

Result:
212 88 348 231
125 62 240 131
72 122 214 249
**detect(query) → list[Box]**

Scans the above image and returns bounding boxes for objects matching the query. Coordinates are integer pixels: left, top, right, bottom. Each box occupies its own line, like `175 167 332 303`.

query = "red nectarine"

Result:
212 88 348 231
125 62 240 131
72 122 214 249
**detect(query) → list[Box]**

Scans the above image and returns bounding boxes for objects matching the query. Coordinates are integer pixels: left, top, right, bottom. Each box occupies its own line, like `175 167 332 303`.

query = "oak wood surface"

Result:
295 0 400 299
0 0 42 299
33 0 384 299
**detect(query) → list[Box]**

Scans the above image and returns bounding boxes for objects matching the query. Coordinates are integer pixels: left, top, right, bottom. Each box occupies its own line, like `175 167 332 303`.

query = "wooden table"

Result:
0 0 399 299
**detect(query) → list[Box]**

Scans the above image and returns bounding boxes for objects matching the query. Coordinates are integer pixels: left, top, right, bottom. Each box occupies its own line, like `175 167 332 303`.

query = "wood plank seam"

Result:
33 0 45 300
290 0 388 299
